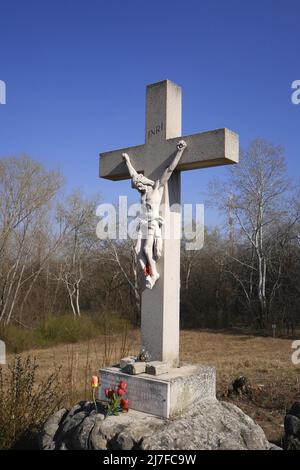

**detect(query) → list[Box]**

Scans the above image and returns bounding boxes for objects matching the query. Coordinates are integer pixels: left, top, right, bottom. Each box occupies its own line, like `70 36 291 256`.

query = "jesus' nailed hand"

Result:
122 140 187 290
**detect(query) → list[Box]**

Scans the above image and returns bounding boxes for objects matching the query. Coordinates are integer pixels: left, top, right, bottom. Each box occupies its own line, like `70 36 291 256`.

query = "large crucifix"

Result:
100 80 238 368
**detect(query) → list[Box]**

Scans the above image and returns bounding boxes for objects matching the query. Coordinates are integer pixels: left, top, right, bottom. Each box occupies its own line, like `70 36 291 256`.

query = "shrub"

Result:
0 355 65 449
0 311 129 353
0 324 36 353
36 315 97 345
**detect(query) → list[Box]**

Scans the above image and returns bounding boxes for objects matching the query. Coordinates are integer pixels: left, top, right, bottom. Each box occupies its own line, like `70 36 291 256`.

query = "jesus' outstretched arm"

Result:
159 140 187 187
122 153 139 179
122 153 155 188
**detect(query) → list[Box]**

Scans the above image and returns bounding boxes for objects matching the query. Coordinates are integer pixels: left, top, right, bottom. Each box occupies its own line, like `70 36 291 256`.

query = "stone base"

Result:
40 399 272 450
99 364 216 418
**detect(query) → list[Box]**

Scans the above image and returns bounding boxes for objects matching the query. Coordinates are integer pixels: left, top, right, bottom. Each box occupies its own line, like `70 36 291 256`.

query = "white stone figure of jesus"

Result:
122 140 187 289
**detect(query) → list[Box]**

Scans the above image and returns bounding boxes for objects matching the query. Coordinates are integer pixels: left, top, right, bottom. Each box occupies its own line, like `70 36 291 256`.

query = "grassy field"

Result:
7 329 300 445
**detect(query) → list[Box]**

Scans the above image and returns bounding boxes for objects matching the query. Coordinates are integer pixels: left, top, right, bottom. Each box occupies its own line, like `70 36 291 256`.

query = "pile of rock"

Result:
40 399 273 451
284 401 300 450
120 355 168 376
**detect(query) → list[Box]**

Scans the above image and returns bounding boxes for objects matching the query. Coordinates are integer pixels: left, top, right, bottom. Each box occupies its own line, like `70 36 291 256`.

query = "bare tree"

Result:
209 139 291 327
54 191 99 317
103 239 141 324
0 156 62 325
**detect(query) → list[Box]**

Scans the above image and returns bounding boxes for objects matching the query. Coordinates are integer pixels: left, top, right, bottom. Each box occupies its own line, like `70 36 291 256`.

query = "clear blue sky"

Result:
0 0 299 225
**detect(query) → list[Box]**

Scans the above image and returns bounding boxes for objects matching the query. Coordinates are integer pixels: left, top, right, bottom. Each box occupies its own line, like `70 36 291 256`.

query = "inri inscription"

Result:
147 122 164 139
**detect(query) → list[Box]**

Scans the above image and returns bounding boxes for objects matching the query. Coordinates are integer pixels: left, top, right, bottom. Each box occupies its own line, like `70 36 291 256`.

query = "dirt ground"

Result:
11 329 300 445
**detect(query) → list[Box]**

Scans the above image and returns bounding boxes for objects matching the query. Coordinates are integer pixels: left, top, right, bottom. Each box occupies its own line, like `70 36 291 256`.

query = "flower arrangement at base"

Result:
104 380 129 416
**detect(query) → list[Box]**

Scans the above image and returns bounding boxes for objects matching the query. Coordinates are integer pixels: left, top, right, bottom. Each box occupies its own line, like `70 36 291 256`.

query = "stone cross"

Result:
100 80 238 367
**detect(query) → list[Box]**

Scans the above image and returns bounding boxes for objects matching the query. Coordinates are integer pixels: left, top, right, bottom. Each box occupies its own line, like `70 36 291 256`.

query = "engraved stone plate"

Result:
99 364 216 418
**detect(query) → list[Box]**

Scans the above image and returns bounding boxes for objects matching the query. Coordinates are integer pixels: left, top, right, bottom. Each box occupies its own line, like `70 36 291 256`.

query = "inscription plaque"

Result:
99 364 216 418
99 367 169 417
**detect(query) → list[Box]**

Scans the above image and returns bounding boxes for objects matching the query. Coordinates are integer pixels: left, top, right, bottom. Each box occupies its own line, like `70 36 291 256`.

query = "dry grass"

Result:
6 329 300 445
181 329 300 444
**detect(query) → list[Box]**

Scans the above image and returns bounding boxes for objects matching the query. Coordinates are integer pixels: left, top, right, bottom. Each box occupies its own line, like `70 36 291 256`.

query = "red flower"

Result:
104 388 110 397
117 388 125 396
121 398 129 412
119 381 127 391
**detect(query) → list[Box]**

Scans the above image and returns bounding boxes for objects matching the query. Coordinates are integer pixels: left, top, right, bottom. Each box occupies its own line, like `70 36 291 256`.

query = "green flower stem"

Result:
92 388 97 413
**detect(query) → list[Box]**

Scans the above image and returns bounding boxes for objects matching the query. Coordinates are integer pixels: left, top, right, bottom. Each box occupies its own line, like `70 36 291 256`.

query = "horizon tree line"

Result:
0 138 299 334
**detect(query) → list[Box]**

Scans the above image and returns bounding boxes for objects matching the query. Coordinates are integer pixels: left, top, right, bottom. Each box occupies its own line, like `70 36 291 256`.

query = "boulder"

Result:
40 399 271 450
284 401 300 450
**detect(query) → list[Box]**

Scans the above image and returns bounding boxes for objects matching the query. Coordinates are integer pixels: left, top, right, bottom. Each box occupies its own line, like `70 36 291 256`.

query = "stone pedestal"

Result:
99 364 216 419
40 398 271 450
